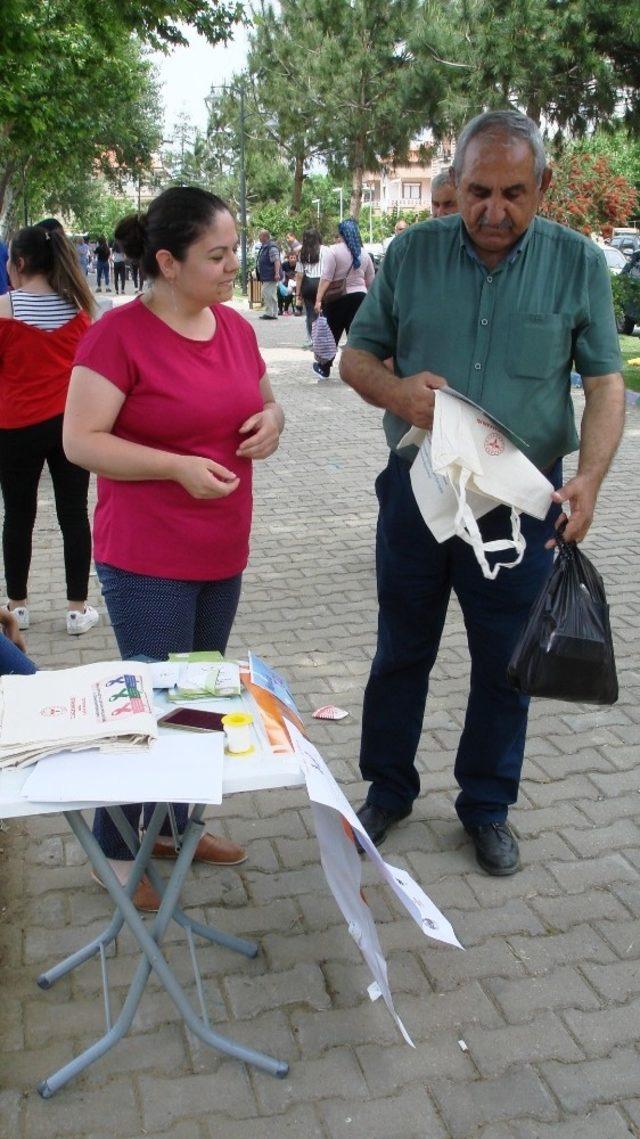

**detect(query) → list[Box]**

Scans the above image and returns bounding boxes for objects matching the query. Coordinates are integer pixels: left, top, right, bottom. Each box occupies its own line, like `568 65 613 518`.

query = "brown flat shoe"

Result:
91 871 161 912
132 877 162 911
152 832 247 866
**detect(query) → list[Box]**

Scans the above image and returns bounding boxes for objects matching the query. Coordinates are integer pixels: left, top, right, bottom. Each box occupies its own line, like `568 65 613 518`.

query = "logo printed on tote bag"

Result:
484 431 505 456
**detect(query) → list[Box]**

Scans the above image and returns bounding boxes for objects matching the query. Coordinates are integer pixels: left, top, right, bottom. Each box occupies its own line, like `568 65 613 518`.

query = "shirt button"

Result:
481 318 488 326
474 362 482 370
486 275 493 283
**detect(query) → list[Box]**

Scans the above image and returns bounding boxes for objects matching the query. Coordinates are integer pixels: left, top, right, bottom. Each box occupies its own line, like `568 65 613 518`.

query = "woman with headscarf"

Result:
312 218 374 380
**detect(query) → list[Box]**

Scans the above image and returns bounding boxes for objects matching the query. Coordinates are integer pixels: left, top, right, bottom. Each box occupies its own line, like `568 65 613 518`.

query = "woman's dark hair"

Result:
35 217 64 234
115 186 232 279
300 227 321 265
10 226 95 316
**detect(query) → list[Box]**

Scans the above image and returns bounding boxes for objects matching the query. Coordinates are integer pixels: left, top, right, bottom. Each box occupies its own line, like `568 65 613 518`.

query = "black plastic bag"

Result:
507 538 618 705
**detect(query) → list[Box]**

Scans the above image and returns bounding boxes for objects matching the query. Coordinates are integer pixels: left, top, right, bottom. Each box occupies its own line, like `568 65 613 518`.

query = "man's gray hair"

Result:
431 170 454 194
452 110 547 186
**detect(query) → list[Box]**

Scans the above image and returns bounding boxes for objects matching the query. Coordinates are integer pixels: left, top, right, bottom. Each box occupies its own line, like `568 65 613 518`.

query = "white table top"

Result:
0 682 305 819
0 738 304 819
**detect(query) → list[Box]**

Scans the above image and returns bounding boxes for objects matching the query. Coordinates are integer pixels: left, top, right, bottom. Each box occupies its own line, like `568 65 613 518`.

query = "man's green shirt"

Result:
347 215 622 470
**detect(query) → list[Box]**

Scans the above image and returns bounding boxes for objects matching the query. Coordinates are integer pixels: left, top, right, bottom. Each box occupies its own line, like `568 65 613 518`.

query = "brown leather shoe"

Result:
152 832 247 866
91 871 161 912
132 876 162 911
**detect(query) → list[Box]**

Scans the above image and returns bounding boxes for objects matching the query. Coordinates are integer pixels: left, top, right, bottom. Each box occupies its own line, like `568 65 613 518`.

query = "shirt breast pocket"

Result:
507 313 571 380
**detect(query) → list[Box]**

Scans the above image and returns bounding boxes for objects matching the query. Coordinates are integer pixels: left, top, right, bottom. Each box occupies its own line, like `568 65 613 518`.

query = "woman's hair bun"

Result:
114 211 148 261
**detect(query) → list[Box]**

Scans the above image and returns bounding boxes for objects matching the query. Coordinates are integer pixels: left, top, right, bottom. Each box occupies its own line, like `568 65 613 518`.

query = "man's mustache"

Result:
477 217 513 231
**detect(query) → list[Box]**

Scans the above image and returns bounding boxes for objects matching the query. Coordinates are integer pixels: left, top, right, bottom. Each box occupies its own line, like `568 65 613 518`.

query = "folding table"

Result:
0 742 305 1098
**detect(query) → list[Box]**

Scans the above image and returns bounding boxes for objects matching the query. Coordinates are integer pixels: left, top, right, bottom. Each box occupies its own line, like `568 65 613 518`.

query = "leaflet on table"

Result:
241 655 304 755
0 661 158 770
149 658 223 693
248 653 300 716
21 729 224 805
285 721 462 1046
168 662 241 700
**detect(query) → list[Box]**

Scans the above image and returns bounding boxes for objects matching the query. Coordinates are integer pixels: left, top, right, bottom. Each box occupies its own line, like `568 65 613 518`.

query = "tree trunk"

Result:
291 150 305 213
526 100 542 127
0 161 16 227
349 136 365 221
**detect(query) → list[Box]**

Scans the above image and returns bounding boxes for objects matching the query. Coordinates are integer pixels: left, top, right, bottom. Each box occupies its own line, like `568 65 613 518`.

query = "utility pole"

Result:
205 80 248 295
239 79 248 294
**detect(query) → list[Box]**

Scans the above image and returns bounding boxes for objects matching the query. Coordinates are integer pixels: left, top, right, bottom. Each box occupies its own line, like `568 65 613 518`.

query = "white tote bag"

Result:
409 390 554 580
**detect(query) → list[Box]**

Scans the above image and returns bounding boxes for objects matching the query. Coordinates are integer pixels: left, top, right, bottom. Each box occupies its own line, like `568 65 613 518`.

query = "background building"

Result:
364 137 454 214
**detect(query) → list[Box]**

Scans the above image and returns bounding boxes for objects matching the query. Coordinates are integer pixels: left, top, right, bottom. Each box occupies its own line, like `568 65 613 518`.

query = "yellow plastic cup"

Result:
221 712 254 755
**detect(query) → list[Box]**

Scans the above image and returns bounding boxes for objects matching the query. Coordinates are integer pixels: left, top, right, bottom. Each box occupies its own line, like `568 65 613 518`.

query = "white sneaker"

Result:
8 605 29 630
66 604 100 635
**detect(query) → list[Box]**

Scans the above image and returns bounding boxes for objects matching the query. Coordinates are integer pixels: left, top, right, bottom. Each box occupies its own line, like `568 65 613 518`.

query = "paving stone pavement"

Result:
1 298 639 1139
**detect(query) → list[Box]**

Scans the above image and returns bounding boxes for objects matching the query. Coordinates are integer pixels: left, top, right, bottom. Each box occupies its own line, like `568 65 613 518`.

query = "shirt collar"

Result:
459 218 534 270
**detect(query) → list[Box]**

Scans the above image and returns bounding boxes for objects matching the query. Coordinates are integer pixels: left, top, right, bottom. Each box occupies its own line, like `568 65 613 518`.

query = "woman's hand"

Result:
0 607 28 653
236 404 283 460
172 455 240 499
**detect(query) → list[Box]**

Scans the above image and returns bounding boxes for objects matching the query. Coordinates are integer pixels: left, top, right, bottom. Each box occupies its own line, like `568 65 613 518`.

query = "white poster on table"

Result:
21 730 224 806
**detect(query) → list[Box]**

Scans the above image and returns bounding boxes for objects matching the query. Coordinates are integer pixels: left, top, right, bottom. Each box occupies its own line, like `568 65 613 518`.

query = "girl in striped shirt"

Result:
0 225 100 636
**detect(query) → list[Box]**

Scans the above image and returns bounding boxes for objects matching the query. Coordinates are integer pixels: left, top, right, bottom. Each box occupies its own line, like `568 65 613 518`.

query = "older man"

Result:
340 110 624 875
430 170 458 217
382 218 409 255
256 229 281 320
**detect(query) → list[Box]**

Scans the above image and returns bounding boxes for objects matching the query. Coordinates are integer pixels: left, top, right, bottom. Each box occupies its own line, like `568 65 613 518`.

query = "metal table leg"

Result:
36 804 288 1097
36 803 169 989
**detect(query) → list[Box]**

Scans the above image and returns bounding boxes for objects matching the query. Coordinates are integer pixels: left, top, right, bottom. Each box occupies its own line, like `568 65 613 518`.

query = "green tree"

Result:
0 35 162 230
245 6 329 212
0 1 244 226
46 177 137 238
246 0 444 219
409 0 640 136
199 82 295 215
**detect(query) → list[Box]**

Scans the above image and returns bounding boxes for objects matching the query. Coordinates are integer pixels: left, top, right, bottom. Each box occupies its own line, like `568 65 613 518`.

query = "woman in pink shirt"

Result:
64 186 285 910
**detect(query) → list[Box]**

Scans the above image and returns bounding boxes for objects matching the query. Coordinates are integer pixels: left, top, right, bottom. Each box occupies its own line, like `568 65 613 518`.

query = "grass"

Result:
620 333 640 392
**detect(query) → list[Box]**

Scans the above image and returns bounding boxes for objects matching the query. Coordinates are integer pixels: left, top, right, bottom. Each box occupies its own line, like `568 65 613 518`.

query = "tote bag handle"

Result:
452 469 526 580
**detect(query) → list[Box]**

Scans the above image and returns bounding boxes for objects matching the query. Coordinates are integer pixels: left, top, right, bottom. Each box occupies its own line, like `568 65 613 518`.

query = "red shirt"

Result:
0 311 90 428
74 299 266 580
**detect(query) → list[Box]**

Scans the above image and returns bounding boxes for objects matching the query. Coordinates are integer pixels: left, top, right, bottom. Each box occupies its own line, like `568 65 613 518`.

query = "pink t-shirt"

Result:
74 299 266 580
320 242 375 294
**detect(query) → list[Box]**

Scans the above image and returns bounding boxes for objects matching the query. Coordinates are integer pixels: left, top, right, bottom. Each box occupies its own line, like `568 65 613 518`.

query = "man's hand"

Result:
341 347 449 418
546 473 599 548
0 607 28 653
236 406 282 460
390 370 448 430
172 455 240 499
545 372 625 548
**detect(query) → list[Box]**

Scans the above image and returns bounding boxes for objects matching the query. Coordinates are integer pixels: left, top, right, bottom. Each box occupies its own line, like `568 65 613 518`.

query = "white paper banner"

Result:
286 721 463 1045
